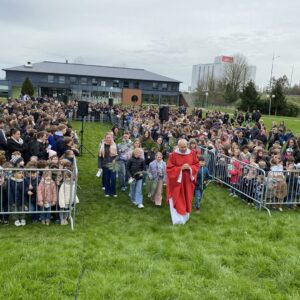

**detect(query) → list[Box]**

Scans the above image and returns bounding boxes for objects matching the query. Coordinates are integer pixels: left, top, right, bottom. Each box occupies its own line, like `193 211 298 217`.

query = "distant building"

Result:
191 55 256 91
1 61 181 105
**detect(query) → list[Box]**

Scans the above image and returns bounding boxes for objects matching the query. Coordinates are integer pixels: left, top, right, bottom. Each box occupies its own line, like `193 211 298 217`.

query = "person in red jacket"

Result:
166 139 199 225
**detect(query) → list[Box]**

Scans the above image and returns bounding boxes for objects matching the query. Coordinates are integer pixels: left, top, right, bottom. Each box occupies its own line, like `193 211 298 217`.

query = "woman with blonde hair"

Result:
98 132 118 197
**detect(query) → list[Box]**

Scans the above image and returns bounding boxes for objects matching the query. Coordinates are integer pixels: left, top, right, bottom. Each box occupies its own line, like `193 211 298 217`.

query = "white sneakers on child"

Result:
14 219 26 226
138 204 144 209
14 220 21 227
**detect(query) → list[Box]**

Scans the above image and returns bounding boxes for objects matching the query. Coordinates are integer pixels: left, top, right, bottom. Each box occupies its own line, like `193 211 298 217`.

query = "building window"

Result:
171 84 177 91
70 76 77 84
48 75 54 83
142 94 159 105
160 95 177 106
113 80 119 88
81 77 87 85
133 81 139 89
162 83 168 91
152 82 158 90
92 78 98 86
59 76 65 84
101 81 106 87
123 80 129 88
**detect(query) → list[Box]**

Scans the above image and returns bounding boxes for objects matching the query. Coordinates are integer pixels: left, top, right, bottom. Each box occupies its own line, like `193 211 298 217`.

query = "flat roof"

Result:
3 61 181 83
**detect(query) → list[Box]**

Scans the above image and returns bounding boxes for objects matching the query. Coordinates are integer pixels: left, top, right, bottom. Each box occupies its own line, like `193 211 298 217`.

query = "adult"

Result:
166 139 199 225
6 128 24 159
98 132 118 197
117 131 133 191
0 119 7 151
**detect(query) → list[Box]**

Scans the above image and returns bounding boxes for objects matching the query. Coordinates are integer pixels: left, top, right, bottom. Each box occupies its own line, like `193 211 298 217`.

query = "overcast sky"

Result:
1 0 300 90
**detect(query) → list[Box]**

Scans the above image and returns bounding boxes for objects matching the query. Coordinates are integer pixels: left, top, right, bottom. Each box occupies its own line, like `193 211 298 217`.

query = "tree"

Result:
194 78 225 107
223 54 250 103
239 80 260 111
271 78 287 115
21 77 34 97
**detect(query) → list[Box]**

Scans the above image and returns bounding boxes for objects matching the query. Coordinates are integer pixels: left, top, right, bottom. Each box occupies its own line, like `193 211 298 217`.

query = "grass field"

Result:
1 121 300 299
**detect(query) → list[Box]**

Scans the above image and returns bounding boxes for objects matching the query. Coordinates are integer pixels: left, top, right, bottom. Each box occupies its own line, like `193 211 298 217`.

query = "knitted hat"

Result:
10 156 24 166
48 150 57 158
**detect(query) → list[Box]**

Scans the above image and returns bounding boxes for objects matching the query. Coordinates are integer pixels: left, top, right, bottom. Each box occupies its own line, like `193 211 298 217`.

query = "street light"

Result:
269 54 280 92
268 94 275 116
205 91 209 108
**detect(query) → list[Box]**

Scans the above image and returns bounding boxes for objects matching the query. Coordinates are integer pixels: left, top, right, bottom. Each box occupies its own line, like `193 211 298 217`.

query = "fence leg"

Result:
70 215 74 230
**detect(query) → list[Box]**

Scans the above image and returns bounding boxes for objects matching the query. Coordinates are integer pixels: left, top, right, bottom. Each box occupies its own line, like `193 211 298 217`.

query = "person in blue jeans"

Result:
98 132 118 198
127 148 146 209
117 131 133 192
194 156 211 213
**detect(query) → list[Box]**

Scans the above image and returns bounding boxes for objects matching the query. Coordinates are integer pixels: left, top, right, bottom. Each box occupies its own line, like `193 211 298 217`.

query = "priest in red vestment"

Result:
166 139 200 224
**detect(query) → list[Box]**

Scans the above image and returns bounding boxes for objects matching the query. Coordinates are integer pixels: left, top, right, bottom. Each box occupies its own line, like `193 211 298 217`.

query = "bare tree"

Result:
223 54 250 102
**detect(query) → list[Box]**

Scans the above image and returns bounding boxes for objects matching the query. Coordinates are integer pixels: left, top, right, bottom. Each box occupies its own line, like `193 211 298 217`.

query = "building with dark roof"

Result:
2 61 181 105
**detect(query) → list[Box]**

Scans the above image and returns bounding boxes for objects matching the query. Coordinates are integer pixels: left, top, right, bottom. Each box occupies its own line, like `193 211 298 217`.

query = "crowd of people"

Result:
0 97 79 226
97 104 300 219
1 96 300 226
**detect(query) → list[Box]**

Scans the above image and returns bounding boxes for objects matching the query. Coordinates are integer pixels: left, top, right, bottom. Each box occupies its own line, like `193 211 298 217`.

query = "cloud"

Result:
1 0 300 88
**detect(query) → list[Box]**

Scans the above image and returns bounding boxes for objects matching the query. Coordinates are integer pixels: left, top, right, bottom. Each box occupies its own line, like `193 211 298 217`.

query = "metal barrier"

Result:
0 167 78 230
263 170 300 212
199 146 268 213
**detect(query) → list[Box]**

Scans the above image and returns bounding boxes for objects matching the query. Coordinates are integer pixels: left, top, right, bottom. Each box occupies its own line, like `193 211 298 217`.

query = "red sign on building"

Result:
221 56 234 63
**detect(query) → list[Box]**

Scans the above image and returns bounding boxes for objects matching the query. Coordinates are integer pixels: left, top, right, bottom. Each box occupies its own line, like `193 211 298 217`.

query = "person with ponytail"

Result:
98 132 118 198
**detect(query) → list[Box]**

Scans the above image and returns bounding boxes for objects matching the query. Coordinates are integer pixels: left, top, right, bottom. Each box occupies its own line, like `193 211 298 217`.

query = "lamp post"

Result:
269 54 280 92
268 94 275 116
205 91 209 108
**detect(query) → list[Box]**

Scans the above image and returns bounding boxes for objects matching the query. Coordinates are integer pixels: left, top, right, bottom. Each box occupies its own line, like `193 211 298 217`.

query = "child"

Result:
37 170 57 225
126 148 146 208
24 163 40 223
148 152 166 207
194 156 210 213
0 171 9 225
59 171 79 225
9 170 26 226
229 149 242 197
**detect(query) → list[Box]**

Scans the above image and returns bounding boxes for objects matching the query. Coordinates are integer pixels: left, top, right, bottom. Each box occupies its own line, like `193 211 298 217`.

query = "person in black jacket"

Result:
28 131 49 161
0 119 7 151
127 148 146 208
6 128 24 160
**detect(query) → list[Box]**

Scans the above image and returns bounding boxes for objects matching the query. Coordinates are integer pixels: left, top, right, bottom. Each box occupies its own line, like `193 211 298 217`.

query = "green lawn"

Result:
1 121 300 299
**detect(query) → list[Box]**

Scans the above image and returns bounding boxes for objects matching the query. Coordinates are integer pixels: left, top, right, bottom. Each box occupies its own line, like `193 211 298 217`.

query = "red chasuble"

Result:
166 150 199 215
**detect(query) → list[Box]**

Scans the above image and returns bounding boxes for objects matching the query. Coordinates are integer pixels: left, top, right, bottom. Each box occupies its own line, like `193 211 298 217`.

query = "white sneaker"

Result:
278 207 283 212
132 201 138 205
96 170 102 177
233 194 238 198
102 187 105 190
138 204 144 209
113 194 118 198
105 194 110 197
14 220 22 227
21 219 26 226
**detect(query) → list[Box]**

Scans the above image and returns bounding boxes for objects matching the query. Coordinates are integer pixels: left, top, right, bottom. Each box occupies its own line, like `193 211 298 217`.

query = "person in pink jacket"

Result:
38 170 57 225
229 149 242 197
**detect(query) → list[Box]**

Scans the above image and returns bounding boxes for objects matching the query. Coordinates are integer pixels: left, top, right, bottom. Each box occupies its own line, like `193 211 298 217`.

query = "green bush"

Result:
256 99 299 116
282 102 299 117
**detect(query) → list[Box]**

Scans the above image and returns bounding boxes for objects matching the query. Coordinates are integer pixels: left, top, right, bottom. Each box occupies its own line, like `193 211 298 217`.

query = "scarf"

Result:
11 136 24 145
99 141 118 158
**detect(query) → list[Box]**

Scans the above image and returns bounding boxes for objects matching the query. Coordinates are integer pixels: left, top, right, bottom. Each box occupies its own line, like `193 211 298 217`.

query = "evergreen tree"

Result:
271 79 286 115
239 80 260 111
21 77 34 97
223 83 239 103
